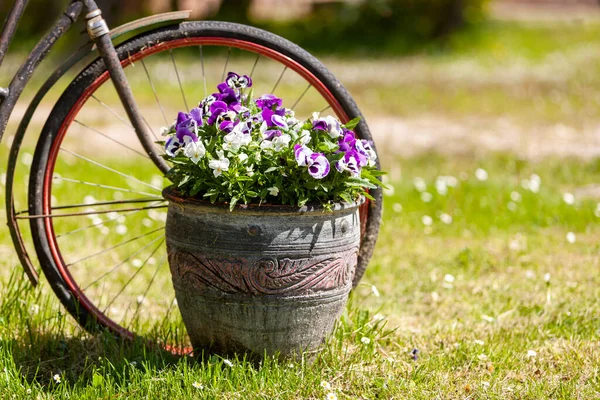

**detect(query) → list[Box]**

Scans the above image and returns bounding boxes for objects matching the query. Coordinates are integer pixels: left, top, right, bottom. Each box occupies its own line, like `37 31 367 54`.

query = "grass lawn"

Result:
0 17 599 399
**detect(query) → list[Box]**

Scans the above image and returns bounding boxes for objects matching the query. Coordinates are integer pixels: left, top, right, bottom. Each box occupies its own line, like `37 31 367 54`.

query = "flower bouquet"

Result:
161 72 383 360
161 72 382 210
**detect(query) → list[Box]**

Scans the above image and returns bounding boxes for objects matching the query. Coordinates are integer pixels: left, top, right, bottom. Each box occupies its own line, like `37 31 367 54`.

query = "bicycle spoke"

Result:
82 234 165 290
102 238 165 313
271 66 287 94
17 204 166 220
221 47 232 82
73 120 149 159
53 176 159 197
52 198 164 211
59 148 162 192
199 46 207 98
249 54 260 79
291 83 312 110
68 227 164 268
170 49 189 111
90 95 133 129
56 204 162 238
140 58 169 126
128 253 167 324
321 104 332 114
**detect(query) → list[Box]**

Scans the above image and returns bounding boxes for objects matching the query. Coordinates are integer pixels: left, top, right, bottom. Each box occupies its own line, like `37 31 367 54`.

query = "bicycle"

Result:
0 0 382 349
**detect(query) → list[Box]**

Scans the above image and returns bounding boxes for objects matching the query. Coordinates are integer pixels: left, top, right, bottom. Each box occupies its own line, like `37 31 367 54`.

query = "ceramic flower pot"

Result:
163 186 362 361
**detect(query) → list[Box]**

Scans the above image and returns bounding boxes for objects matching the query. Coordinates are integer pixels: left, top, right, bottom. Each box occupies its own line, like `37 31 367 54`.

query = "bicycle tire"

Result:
28 20 383 341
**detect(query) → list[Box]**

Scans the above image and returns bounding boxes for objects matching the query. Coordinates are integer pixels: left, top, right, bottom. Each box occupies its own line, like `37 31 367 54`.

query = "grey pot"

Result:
163 186 362 361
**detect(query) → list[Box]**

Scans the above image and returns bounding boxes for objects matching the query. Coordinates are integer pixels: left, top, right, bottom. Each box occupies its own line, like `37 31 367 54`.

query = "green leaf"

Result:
344 117 361 130
229 196 239 212
265 167 279 173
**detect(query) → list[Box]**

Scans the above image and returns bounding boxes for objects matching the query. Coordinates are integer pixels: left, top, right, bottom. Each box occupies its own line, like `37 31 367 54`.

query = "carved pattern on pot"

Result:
168 248 358 296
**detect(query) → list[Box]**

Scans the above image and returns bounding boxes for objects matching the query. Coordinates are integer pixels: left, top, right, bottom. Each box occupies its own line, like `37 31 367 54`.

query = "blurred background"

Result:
1 0 599 377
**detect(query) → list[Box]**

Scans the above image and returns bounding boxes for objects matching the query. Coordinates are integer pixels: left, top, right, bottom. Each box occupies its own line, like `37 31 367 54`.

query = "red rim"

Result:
42 36 368 344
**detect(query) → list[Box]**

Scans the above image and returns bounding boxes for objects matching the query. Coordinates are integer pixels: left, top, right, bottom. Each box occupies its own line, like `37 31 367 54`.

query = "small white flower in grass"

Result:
26 389 31 394
53 374 61 384
477 354 488 361
544 273 551 283
361 336 371 345
136 295 145 305
422 215 433 226
566 232 576 244
475 168 488 181
474 339 484 345
527 350 537 357
29 304 39 315
444 274 455 283
413 177 427 192
373 313 385 322
529 174 541 193
83 195 95 205
222 359 233 367
440 213 452 224
392 203 402 213
510 191 522 202
132 259 143 268
371 285 380 297
420 192 433 203
115 224 127 235
100 226 109 236
563 192 575 205
482 381 490 389
481 314 495 323
21 152 33 166
326 393 337 400
192 381 204 389
435 178 448 195
320 381 331 390
525 270 535 279
507 201 518 212
184 141 206 164
267 186 279 196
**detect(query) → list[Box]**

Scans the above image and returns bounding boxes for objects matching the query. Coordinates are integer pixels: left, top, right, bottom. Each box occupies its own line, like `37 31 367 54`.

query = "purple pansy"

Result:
200 94 220 114
263 129 282 140
294 144 313 166
338 130 356 153
256 94 283 110
165 136 182 157
313 115 343 138
262 108 287 129
176 126 198 144
207 101 228 125
335 151 361 176
226 72 252 89
312 119 328 131
308 153 330 179
189 107 203 127
216 83 238 106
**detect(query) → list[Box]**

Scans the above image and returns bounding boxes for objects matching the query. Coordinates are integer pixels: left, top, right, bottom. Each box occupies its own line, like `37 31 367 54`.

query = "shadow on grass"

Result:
3 329 187 389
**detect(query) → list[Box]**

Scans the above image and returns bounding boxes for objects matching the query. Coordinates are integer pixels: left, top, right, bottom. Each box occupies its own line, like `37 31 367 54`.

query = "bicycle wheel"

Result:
28 21 382 344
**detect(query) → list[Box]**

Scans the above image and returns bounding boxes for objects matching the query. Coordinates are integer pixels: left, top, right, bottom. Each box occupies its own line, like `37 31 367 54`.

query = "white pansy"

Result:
272 134 291 152
184 141 206 164
299 129 311 145
267 186 279 196
324 115 343 138
208 152 230 177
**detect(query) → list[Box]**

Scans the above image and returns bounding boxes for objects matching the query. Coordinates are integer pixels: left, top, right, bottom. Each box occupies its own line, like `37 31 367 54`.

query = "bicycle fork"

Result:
82 0 169 174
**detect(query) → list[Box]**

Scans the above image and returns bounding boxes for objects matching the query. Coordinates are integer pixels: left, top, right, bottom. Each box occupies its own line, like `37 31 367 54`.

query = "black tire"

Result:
28 21 383 338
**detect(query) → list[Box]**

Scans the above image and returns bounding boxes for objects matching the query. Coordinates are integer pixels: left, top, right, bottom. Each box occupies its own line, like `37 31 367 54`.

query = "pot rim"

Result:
162 185 364 214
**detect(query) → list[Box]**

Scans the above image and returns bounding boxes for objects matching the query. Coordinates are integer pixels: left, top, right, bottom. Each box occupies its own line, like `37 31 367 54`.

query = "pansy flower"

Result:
255 94 283 110
307 153 330 179
262 108 287 129
313 115 343 138
225 72 252 89
335 150 361 176
294 144 313 166
207 101 228 125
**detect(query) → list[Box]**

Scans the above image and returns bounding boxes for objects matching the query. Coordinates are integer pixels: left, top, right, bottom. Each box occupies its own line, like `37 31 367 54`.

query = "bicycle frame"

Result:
1 0 188 285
